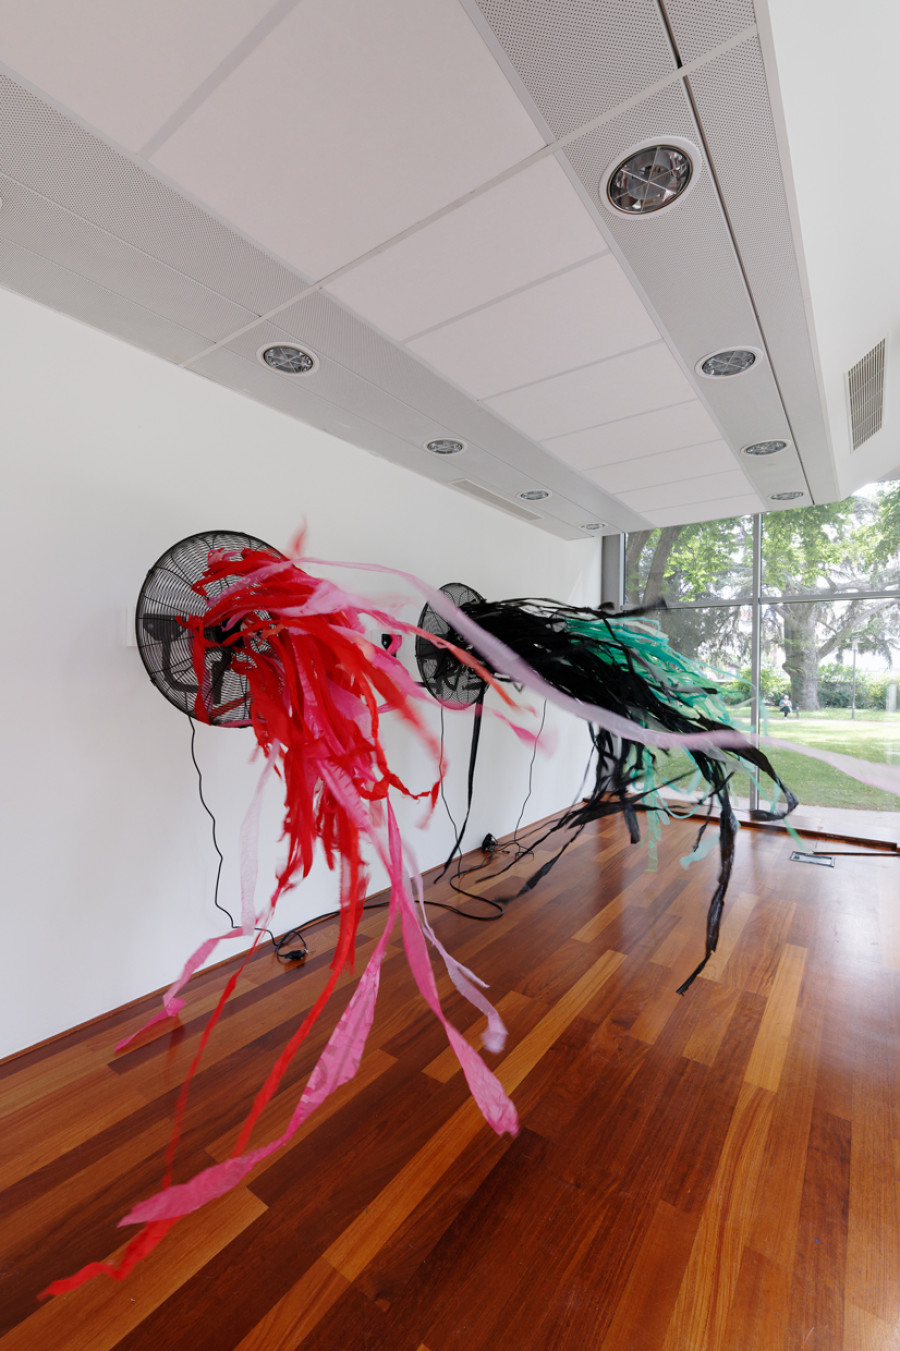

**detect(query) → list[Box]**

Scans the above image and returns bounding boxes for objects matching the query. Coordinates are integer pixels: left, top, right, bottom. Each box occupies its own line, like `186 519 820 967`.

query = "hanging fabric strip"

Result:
45 541 516 1298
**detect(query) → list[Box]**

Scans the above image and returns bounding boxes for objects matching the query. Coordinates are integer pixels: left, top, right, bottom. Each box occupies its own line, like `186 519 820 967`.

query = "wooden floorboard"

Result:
2 816 899 1349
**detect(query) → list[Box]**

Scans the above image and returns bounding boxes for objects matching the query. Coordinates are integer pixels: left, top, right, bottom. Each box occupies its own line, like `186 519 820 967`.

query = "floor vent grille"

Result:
848 339 886 450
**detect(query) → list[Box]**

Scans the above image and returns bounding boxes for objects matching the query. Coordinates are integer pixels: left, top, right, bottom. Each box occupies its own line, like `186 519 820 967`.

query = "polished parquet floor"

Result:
3 814 900 1350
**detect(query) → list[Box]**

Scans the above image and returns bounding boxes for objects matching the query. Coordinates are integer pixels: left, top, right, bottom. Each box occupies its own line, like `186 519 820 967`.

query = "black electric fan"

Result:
415 581 494 870
415 582 487 708
135 530 279 726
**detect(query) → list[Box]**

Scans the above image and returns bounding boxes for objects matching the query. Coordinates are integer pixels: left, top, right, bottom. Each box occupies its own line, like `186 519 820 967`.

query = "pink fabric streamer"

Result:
121 798 515 1226
49 540 525 1297
299 552 900 801
115 746 279 1053
404 839 508 1054
114 934 232 1052
122 850 401 1224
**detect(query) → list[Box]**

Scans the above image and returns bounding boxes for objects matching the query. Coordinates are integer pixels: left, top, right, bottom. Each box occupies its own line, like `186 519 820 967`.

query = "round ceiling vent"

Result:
742 440 788 456
580 522 606 532
770 491 804 501
424 438 465 455
696 348 761 378
519 489 550 501
258 343 318 375
602 138 700 216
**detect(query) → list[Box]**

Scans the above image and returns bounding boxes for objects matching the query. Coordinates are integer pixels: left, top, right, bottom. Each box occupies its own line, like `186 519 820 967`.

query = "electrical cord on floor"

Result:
188 705 602 967
436 701 571 907
512 699 547 844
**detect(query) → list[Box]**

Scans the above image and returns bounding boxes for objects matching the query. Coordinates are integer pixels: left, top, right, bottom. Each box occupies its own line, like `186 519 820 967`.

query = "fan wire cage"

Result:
415 582 487 708
135 530 280 726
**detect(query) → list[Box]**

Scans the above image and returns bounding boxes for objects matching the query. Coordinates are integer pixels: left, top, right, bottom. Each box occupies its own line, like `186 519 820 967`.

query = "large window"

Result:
625 485 900 815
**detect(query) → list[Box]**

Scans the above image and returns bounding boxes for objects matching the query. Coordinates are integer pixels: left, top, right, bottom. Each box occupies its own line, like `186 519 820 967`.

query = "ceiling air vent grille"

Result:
450 479 542 522
848 340 886 450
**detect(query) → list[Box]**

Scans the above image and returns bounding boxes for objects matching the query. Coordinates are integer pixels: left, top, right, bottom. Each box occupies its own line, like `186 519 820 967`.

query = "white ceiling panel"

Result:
648 494 765 528
545 399 721 470
0 0 279 152
617 468 753 513
151 0 545 280
485 342 695 442
407 254 660 400
589 440 735 494
324 155 605 341
0 0 856 536
0 72 307 314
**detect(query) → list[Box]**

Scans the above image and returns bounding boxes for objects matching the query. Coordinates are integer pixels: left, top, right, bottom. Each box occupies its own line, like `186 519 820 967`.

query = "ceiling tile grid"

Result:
544 399 720 470
0 240 212 364
249 288 640 526
592 439 736 493
470 0 676 135
558 80 807 502
0 0 846 537
224 322 488 452
323 155 607 342
149 0 546 280
618 466 754 512
0 173 256 341
191 345 499 483
648 492 764 527
199 308 639 534
660 0 758 65
406 254 661 400
0 0 280 153
485 342 696 442
684 34 833 501
562 82 763 371
0 72 308 314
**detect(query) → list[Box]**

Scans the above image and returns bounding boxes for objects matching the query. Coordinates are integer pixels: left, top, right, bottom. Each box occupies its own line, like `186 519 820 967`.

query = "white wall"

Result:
1 286 599 1059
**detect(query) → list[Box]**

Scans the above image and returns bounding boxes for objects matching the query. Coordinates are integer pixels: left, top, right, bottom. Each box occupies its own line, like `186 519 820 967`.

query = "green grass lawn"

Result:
658 708 900 813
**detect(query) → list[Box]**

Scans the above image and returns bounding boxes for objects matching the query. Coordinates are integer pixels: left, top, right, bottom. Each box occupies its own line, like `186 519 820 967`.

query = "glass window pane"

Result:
647 604 753 678
759 598 900 813
761 483 900 598
639 605 757 806
625 515 754 607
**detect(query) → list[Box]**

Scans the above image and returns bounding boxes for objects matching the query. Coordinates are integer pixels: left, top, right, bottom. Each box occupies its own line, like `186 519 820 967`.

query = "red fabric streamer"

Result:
43 542 521 1298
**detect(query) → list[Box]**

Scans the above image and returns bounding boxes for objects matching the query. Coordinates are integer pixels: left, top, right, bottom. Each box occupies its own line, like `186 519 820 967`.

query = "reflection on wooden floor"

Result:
2 813 900 1350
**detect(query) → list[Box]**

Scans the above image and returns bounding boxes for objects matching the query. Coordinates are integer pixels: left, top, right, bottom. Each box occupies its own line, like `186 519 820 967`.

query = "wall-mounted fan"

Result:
415 582 487 708
135 530 280 725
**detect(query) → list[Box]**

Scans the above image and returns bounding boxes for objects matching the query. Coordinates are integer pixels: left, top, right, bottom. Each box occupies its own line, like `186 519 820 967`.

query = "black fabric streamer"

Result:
439 688 486 875
427 596 798 994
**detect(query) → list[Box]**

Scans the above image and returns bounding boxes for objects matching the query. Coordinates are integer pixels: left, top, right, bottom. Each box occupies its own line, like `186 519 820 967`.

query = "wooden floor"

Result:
3 815 900 1350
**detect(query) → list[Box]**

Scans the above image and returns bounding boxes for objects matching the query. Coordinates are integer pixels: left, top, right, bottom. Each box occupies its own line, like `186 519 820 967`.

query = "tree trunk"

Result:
642 526 684 606
625 531 650 598
781 603 820 708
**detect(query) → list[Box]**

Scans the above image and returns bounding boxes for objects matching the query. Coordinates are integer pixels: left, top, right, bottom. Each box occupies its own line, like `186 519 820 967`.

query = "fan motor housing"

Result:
415 582 487 708
135 530 281 725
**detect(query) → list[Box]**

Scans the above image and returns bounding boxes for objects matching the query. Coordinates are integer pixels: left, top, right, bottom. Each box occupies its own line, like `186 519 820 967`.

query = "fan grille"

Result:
135 530 280 726
415 582 487 708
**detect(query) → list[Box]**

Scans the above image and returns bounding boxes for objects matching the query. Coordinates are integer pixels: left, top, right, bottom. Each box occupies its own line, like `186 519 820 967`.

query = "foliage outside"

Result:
625 484 900 713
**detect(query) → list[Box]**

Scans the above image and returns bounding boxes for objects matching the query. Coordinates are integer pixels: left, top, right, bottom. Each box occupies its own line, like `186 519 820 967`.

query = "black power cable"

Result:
188 718 308 962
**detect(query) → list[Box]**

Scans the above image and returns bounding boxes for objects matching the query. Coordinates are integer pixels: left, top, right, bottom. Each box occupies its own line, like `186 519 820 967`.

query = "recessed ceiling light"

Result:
519 490 550 501
770 491 804 501
259 343 318 375
580 523 606 531
425 438 465 455
743 440 787 456
605 143 693 215
697 348 760 378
